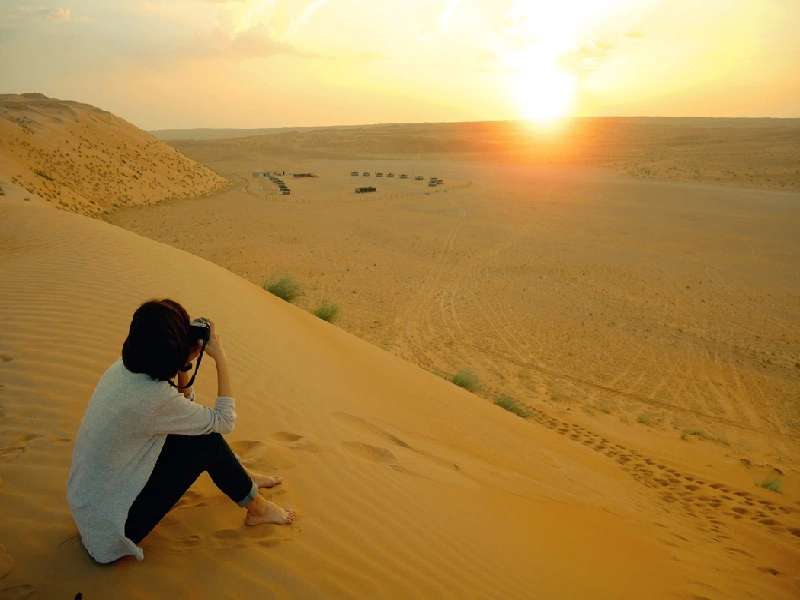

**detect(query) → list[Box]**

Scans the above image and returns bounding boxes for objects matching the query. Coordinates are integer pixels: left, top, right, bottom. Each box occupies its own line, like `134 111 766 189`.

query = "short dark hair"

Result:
122 298 192 382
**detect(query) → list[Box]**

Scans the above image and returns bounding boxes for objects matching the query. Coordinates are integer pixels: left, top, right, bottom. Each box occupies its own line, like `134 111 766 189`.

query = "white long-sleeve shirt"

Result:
66 357 236 563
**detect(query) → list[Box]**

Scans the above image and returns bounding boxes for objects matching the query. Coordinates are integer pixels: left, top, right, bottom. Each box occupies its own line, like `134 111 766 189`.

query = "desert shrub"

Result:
680 428 729 445
265 276 301 302
758 478 782 493
681 428 708 441
313 302 339 323
451 369 479 392
637 413 655 426
495 396 530 418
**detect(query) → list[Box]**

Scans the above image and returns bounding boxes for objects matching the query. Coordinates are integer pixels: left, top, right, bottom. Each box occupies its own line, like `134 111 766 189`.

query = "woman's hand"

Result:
203 319 226 361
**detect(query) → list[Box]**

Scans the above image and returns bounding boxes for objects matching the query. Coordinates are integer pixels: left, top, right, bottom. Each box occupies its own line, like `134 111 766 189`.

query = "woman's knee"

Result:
163 433 227 464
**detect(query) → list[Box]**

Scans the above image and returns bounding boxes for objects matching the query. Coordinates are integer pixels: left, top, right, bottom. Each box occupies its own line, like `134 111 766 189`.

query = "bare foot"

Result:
249 471 282 489
245 495 295 526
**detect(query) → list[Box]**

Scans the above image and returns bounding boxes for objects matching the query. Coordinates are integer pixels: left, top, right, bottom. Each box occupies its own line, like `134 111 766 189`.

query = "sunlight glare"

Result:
499 0 643 124
510 59 576 125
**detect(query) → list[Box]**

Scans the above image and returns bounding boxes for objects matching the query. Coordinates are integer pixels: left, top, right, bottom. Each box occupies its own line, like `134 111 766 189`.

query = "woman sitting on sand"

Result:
67 299 295 564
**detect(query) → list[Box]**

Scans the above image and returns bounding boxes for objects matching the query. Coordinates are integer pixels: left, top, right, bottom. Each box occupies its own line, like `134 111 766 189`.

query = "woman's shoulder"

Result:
99 358 169 396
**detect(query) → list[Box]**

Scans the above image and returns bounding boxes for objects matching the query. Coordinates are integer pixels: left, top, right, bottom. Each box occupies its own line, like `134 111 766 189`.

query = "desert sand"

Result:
116 124 800 465
1 99 799 598
0 94 227 217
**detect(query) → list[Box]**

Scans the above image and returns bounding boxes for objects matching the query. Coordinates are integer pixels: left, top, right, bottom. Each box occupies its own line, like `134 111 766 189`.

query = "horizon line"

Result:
148 114 800 133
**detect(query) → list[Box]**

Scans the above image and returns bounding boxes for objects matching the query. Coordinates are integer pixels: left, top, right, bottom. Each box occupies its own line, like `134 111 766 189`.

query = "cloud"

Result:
220 23 318 59
132 0 317 62
285 0 328 38
46 7 72 22
560 40 615 75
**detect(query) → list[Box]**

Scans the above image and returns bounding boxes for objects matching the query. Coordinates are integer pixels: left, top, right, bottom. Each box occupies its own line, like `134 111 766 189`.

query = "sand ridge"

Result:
0 93 227 217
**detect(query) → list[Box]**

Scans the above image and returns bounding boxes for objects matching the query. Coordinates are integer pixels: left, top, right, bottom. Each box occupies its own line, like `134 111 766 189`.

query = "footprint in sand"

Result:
0 446 25 461
232 440 266 454
230 440 270 466
231 439 298 470
520 401 800 543
342 441 397 464
258 537 291 549
168 534 202 549
212 529 248 549
272 432 303 442
0 433 44 462
271 432 321 453
332 412 413 450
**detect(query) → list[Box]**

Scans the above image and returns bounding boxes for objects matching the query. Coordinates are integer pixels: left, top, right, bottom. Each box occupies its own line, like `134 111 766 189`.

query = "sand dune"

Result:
2 184 800 598
0 93 227 217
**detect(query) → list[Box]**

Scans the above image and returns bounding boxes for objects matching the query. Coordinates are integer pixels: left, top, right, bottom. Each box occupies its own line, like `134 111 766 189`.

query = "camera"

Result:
189 317 212 344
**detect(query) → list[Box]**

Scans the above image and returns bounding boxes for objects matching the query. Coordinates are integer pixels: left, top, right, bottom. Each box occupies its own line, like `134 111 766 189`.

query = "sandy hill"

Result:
169 117 800 191
2 196 799 598
0 93 227 217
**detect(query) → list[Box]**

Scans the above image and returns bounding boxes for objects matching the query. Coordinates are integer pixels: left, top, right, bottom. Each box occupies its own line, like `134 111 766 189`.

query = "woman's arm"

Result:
203 318 232 398
151 390 236 435
178 364 193 399
149 320 237 436
214 350 232 398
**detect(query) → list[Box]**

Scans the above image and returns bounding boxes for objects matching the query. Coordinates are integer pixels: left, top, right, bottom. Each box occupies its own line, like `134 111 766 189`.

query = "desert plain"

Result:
1 94 799 598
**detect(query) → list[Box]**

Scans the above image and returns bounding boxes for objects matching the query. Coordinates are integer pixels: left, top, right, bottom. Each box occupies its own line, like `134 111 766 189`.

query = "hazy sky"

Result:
1 0 799 129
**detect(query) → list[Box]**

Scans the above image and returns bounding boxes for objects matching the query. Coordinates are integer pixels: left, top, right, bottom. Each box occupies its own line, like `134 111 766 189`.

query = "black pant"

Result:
125 433 254 544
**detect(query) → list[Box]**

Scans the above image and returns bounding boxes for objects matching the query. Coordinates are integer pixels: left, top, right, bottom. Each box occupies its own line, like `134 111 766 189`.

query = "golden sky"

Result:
1 0 798 128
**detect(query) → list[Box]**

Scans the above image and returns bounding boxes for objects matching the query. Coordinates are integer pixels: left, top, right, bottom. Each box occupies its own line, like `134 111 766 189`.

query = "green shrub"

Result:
758 478 782 493
495 396 531 418
265 276 301 302
313 302 339 322
451 369 479 392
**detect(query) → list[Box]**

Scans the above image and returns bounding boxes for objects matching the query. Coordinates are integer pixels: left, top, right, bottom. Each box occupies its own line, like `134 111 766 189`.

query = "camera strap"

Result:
169 337 207 391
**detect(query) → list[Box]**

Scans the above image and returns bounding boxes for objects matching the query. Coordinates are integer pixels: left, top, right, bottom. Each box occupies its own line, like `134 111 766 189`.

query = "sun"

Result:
511 65 576 125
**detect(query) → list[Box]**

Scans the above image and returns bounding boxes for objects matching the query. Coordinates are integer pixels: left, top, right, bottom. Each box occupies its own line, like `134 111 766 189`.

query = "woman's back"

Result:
67 358 183 562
